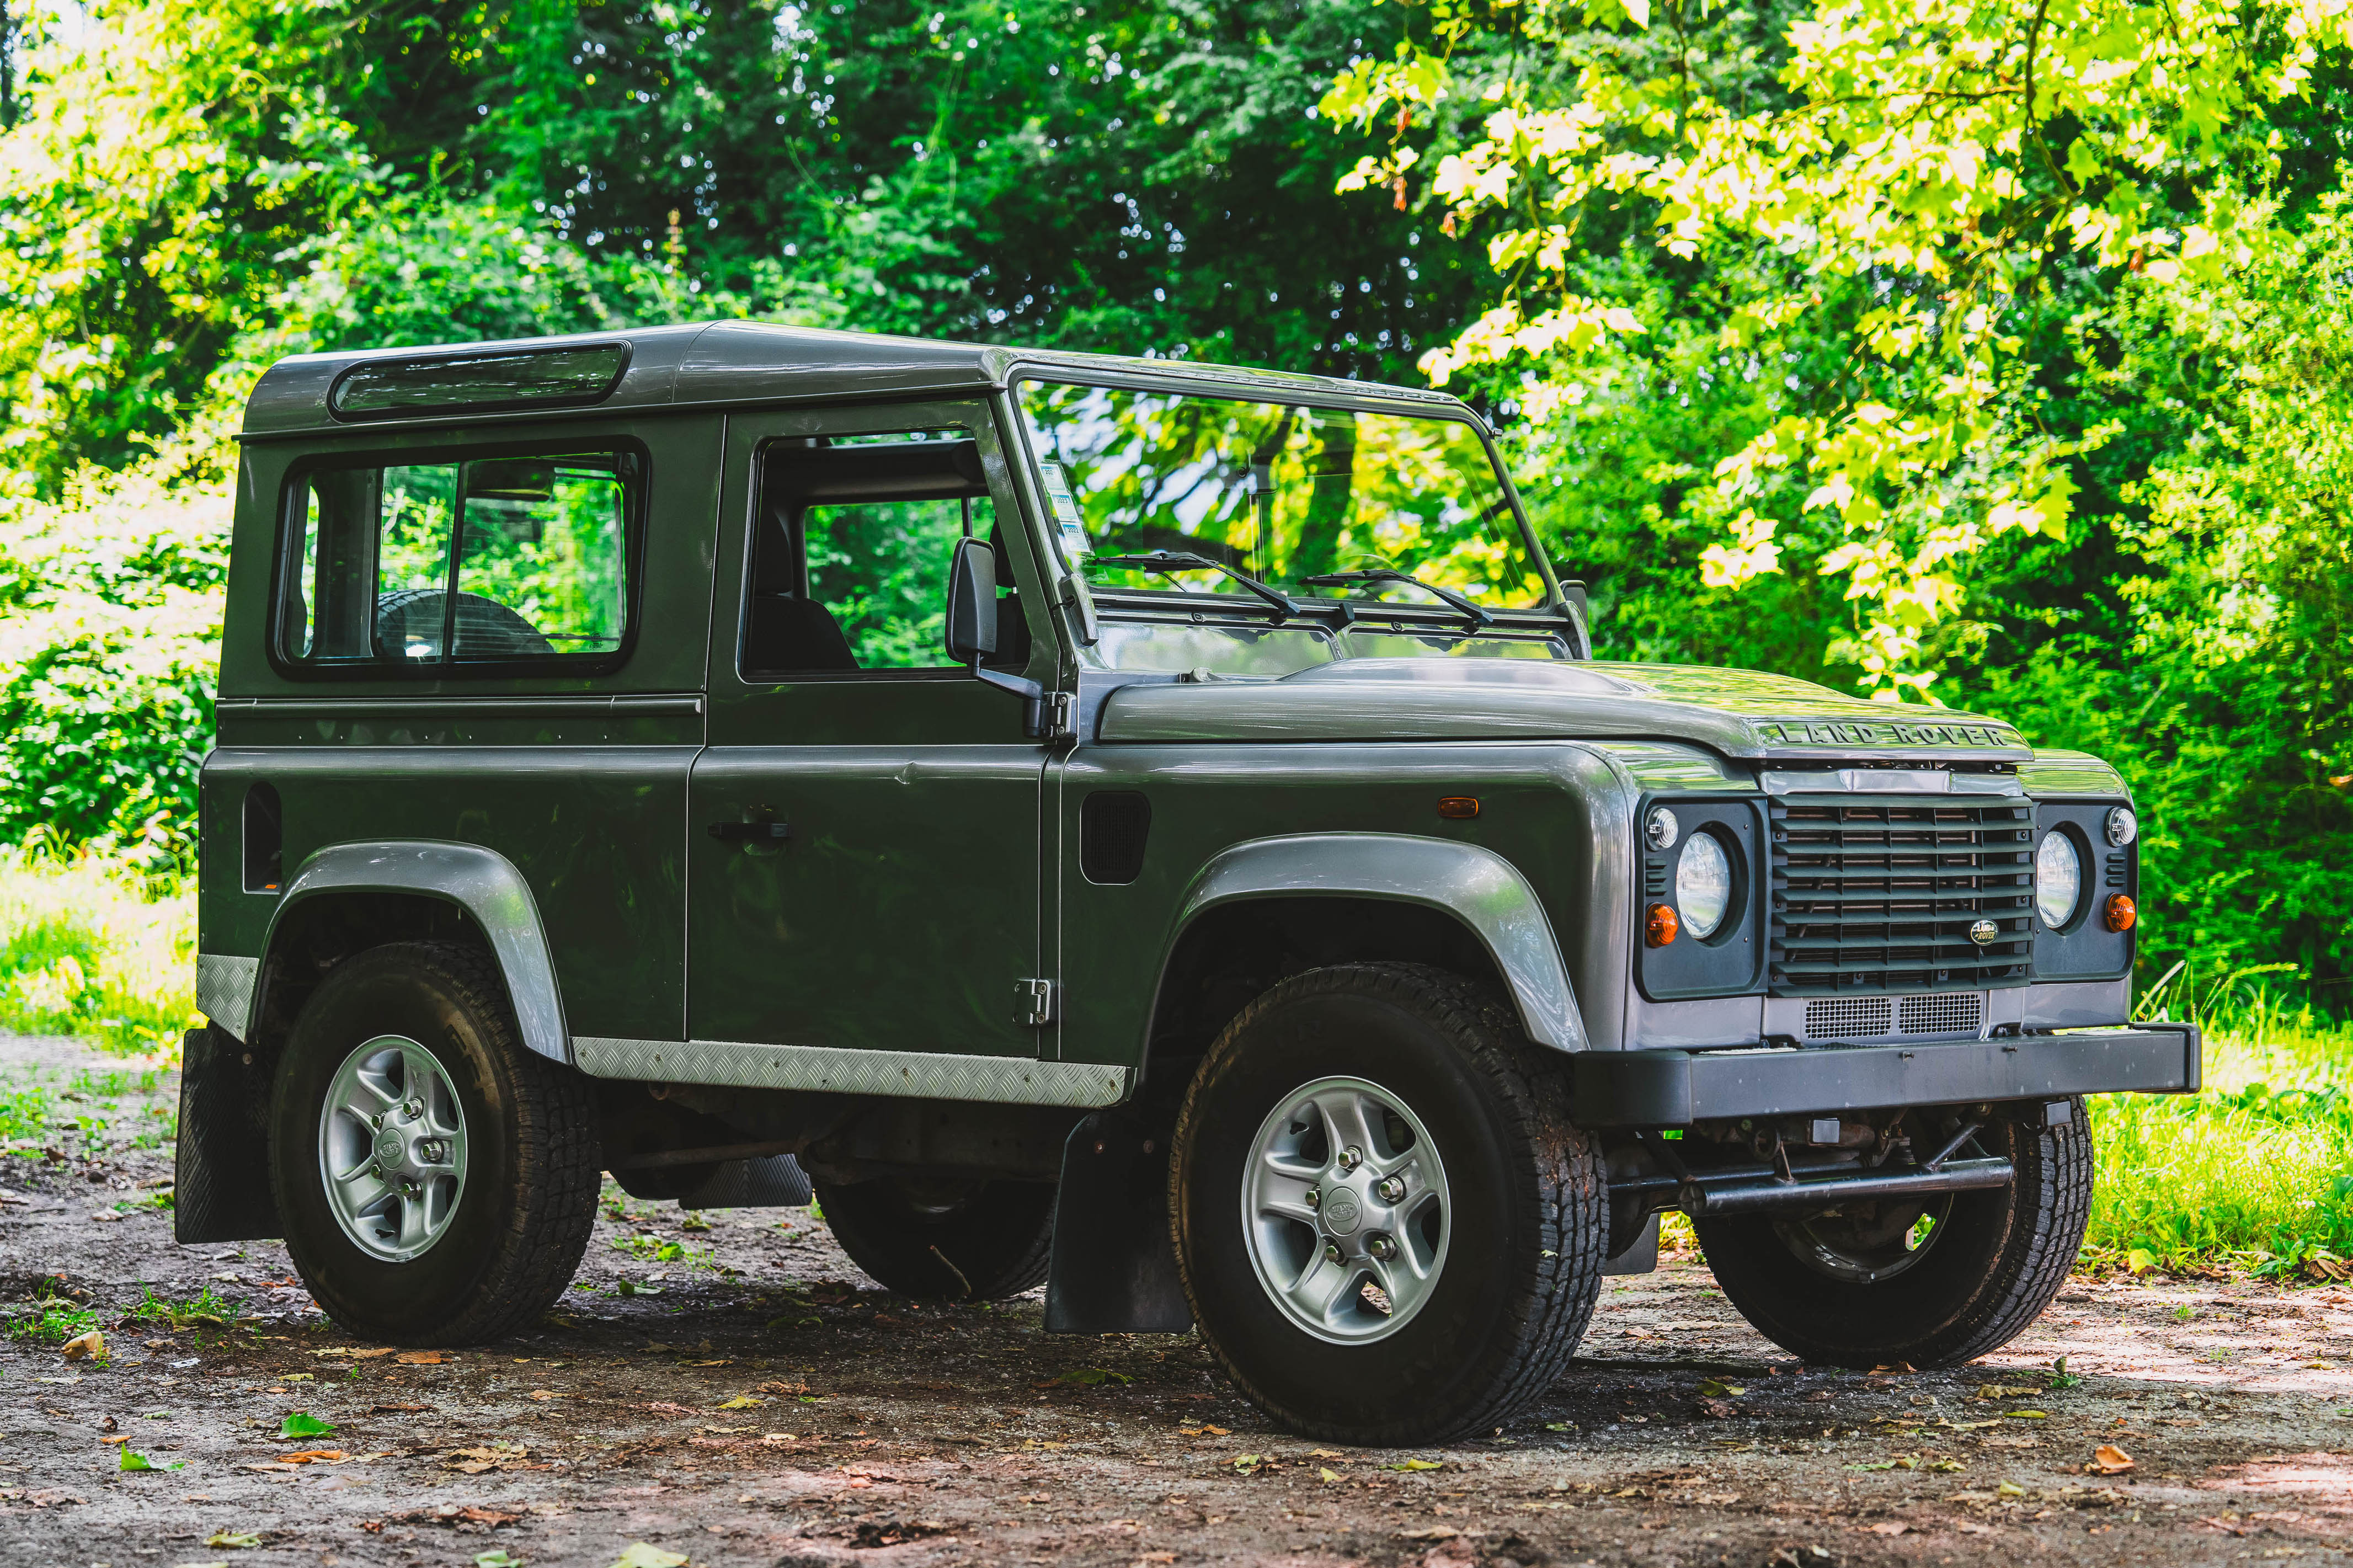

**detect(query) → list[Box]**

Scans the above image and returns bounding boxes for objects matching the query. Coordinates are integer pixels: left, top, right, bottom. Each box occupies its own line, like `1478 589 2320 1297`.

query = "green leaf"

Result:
278 1411 334 1438
205 1531 264 1548
609 1545 687 1568
1389 1458 1444 1472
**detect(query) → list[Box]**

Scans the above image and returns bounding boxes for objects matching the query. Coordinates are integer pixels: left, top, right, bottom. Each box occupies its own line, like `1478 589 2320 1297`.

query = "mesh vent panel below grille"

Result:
1804 997 1894 1039
1897 992 1984 1035
1770 794 2032 996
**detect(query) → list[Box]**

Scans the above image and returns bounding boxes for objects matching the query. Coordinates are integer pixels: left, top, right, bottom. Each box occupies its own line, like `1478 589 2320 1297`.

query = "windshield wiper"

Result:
1299 568 1496 629
1088 551 1303 621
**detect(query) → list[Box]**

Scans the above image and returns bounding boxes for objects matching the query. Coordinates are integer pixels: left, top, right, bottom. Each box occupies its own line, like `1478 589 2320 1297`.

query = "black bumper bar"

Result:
1572 1023 2201 1128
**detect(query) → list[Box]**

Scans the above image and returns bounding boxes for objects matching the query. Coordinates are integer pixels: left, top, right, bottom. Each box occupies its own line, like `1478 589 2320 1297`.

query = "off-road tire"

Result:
814 1176 1057 1300
269 941 600 1345
1695 1098 2094 1368
1169 963 1608 1445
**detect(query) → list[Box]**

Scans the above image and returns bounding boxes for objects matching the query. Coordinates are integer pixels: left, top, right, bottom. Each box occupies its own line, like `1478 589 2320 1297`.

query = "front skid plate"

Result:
1573 1023 2200 1127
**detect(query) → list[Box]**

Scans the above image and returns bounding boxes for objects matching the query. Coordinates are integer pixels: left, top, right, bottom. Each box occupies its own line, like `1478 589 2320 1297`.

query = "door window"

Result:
740 426 1025 678
279 450 638 668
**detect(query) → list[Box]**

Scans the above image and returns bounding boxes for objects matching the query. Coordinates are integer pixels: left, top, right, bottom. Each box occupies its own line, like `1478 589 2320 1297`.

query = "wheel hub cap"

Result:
1241 1076 1450 1344
319 1035 469 1262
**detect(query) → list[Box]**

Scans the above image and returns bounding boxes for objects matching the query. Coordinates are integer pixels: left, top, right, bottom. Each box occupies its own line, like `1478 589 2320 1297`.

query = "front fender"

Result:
1167 832 1588 1050
250 840 572 1064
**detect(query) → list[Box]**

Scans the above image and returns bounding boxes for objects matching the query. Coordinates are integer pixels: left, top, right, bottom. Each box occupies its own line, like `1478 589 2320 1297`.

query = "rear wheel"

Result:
1695 1100 2093 1367
1170 963 1607 1445
814 1175 1057 1300
269 942 600 1345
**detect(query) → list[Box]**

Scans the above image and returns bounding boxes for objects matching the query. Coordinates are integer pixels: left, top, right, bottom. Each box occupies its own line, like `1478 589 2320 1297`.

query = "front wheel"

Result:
269 942 600 1345
1695 1099 2093 1368
1170 963 1608 1445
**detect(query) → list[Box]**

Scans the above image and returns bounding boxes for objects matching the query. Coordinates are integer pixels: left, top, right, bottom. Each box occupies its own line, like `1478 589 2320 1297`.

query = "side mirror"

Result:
944 536 1000 664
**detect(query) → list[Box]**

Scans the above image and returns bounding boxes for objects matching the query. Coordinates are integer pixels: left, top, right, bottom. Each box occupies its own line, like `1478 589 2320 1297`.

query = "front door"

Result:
686 398 1055 1066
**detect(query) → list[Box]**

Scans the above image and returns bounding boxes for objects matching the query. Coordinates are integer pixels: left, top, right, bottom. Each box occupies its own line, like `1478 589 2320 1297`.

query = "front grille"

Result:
1769 795 2031 996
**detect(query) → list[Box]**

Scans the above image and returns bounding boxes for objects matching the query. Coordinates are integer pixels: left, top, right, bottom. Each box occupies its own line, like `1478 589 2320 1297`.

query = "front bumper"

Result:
1572 1023 2200 1127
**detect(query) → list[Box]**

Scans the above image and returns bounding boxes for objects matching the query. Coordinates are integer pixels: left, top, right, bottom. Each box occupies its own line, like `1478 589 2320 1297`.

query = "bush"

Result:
0 849 195 1054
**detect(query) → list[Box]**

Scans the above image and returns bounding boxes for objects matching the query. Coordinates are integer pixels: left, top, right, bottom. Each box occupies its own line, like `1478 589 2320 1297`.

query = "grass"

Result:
0 849 195 1054
2084 1000 2353 1281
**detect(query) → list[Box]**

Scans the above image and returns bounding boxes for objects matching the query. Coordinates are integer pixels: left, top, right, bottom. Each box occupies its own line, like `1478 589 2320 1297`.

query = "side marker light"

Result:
2104 894 2137 932
1437 797 1480 820
1646 903 1679 948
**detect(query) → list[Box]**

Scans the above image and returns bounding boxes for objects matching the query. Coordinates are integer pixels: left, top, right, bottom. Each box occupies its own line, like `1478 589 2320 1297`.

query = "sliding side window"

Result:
280 451 639 669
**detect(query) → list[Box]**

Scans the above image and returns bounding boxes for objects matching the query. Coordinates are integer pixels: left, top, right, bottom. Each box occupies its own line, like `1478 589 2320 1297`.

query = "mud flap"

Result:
1603 1212 1659 1276
680 1154 814 1210
1043 1111 1193 1334
174 1026 281 1244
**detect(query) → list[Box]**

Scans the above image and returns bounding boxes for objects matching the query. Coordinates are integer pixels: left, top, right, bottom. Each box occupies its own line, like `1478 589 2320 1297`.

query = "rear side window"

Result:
280 450 638 669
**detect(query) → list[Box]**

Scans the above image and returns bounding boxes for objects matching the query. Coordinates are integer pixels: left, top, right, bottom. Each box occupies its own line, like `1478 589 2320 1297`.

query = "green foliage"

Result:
122 1286 245 1332
0 850 195 1052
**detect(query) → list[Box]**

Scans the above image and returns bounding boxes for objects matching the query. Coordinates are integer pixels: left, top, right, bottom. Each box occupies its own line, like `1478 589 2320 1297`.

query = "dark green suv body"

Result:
179 324 2196 1442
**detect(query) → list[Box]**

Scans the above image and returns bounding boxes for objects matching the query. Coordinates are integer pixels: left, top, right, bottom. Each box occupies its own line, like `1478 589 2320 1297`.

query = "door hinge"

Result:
1016 978 1057 1027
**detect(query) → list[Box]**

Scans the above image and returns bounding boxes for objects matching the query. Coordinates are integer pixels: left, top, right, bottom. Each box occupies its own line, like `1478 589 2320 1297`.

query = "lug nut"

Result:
1375 1175 1406 1203
1337 1146 1363 1172
1304 1187 1321 1210
404 1099 424 1118
1367 1233 1397 1261
1323 1241 1343 1265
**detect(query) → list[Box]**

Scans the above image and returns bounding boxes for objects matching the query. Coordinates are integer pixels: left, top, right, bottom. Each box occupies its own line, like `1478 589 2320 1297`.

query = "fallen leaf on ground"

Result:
1397 1526 1459 1540
394 1351 446 1365
529 1389 565 1401
313 1347 397 1359
2005 1410 2048 1420
475 1553 521 1568
278 1450 346 1464
1976 1384 2039 1400
1320 1466 1342 1482
1997 1481 2028 1497
119 1449 181 1471
205 1531 264 1549
61 1330 105 1361
1137 1555 1177 1565
1389 1458 1443 1472
1176 1424 1229 1437
1696 1397 1737 1419
608 1546 687 1568
445 1443 532 1474
2089 1444 2135 1474
278 1412 335 1438
1697 1378 1746 1397
714 1395 762 1410
1864 1522 1908 1537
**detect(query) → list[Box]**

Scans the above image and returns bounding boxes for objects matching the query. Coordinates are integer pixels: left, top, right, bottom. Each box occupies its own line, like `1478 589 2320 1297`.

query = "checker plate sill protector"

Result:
571 1036 1130 1107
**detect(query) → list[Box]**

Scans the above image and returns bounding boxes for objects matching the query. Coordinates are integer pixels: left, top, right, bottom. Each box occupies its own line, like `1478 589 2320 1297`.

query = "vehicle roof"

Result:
239 321 1471 439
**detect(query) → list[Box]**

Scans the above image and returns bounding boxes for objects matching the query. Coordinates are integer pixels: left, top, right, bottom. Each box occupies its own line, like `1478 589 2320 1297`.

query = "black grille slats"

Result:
1768 795 2032 995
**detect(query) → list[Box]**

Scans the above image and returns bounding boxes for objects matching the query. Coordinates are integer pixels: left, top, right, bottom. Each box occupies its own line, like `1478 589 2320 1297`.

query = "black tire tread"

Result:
275 941 601 1347
1170 962 1608 1443
814 1177 1057 1302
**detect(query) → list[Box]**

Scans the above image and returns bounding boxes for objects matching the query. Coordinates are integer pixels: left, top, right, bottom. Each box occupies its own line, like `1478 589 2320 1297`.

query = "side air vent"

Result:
1080 791 1151 885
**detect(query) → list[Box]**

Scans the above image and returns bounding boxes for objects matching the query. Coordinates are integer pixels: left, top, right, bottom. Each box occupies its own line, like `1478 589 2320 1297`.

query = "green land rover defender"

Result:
178 323 2198 1443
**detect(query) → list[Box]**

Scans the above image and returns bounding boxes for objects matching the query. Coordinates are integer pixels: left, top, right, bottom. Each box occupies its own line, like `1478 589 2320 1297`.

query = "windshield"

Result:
1017 382 1550 612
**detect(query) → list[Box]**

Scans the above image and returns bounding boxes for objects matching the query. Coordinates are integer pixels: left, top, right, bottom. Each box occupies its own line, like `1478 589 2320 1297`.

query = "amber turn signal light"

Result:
1437 796 1480 820
2105 893 2137 932
1646 902 1679 947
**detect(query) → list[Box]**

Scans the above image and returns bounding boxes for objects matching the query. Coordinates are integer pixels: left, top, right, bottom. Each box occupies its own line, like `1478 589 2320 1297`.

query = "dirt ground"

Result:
4 1032 2351 1568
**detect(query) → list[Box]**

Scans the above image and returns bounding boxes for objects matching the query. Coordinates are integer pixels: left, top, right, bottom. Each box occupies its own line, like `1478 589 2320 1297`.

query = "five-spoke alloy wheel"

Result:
1171 963 1608 1444
271 942 600 1346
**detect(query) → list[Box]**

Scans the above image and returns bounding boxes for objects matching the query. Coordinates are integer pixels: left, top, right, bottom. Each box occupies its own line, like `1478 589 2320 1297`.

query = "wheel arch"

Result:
246 841 571 1064
1141 834 1587 1085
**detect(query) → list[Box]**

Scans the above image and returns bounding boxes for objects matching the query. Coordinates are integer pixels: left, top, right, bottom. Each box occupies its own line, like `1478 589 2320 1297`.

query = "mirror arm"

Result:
973 664 1070 742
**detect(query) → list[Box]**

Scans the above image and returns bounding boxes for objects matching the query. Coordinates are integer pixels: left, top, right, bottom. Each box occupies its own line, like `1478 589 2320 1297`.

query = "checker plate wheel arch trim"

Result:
569 1037 1131 1107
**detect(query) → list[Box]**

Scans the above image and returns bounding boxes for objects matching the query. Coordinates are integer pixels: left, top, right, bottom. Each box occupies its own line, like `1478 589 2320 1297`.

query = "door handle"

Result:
707 820 790 845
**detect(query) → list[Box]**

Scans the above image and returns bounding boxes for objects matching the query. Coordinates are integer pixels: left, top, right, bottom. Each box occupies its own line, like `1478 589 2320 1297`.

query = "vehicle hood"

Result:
1092 658 2034 762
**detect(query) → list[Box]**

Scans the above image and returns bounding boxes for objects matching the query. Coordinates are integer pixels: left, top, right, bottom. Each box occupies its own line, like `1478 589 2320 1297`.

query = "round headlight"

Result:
1645 806 1679 850
2035 830 2082 929
1676 831 1733 940
2106 807 2138 847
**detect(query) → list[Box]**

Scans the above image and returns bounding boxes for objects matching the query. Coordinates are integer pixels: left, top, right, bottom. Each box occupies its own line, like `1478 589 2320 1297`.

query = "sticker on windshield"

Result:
1038 460 1090 558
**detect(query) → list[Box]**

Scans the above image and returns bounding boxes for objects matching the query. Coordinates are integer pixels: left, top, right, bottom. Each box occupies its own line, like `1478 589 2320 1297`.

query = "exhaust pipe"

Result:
1677 1155 2013 1217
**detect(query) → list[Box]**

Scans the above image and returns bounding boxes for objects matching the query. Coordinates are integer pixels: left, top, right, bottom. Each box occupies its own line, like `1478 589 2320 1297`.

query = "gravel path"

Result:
4 1032 2350 1566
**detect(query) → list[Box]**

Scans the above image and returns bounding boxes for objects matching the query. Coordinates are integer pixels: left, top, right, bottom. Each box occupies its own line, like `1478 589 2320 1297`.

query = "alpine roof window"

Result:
329 344 629 419
279 450 639 671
